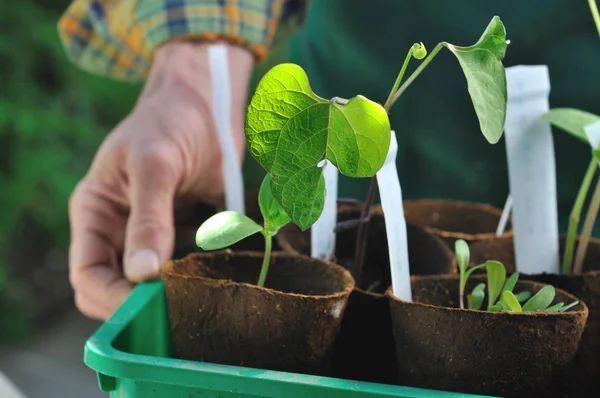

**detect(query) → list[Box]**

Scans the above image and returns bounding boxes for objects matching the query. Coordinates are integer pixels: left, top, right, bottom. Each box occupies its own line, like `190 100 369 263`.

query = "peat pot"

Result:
277 203 454 384
387 274 588 398
470 235 600 397
403 199 513 249
159 251 354 375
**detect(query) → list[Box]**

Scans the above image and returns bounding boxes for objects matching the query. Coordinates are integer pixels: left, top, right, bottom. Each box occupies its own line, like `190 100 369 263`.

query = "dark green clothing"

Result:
289 1 600 234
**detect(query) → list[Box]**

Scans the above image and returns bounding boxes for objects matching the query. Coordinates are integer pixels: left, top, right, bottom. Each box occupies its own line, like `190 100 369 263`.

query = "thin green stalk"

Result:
563 159 598 274
383 50 414 111
589 0 600 37
388 43 445 108
574 179 600 275
257 233 273 287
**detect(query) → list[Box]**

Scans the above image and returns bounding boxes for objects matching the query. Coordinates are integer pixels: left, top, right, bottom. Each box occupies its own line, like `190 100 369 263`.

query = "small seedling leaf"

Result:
455 239 470 275
502 291 523 312
246 63 391 229
542 108 600 143
485 260 506 309
464 263 487 280
489 304 502 312
546 302 565 312
258 174 290 235
196 211 263 250
522 285 556 312
514 291 532 303
502 273 519 294
444 16 508 144
558 301 579 312
468 283 485 310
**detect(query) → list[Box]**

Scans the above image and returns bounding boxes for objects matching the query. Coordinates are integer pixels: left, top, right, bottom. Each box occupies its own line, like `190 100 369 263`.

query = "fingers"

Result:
124 147 178 282
69 182 133 320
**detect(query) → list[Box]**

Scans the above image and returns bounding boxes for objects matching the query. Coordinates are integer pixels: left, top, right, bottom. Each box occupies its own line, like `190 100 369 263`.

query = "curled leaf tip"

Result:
411 42 427 60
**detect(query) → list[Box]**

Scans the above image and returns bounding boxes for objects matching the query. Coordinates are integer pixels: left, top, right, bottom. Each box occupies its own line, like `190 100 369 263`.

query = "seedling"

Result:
246 17 509 287
195 174 290 287
455 239 579 312
541 2 600 275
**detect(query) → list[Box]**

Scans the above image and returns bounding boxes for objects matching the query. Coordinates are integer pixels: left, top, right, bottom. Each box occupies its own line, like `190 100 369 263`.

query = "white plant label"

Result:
311 161 339 261
208 45 245 214
584 121 600 162
504 65 560 274
376 132 412 301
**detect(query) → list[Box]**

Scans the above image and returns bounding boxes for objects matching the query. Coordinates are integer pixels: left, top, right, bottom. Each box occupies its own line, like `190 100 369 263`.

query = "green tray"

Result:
84 280 494 397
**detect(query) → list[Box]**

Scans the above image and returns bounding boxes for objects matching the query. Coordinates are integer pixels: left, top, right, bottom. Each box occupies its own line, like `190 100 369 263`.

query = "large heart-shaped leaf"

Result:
245 63 391 229
444 16 508 144
543 108 600 143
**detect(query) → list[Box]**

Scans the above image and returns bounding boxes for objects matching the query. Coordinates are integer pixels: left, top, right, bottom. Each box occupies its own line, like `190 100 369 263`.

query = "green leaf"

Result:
444 16 508 144
464 263 487 280
514 291 532 303
245 63 391 229
489 305 502 312
485 260 506 309
502 291 523 312
502 273 519 294
546 302 565 312
522 285 556 312
467 283 485 310
593 148 600 160
196 211 263 250
542 108 600 143
558 301 580 312
258 174 290 235
455 239 470 275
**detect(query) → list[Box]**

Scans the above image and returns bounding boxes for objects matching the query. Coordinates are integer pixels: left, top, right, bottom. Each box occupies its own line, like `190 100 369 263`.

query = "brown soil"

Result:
403 199 513 248
387 274 588 398
160 251 354 375
470 236 600 396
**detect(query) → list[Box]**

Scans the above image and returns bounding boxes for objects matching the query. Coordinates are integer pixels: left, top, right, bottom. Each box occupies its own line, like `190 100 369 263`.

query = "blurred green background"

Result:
0 0 297 342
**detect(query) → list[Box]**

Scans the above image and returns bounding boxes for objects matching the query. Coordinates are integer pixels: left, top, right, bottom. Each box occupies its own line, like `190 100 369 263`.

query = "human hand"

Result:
69 41 253 320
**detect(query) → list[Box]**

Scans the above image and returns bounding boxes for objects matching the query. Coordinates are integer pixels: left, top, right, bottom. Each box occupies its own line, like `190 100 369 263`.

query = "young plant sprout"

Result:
455 239 579 312
195 174 290 287
538 2 600 276
246 16 509 287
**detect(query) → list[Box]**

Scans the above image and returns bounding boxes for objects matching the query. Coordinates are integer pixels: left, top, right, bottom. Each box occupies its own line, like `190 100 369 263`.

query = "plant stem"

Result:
388 43 445 108
353 177 378 287
574 179 600 275
459 290 465 309
589 0 600 36
383 49 414 111
257 233 273 287
563 159 597 275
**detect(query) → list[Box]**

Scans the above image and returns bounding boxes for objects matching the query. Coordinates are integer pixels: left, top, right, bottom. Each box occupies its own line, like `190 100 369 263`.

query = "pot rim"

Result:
160 250 356 300
403 199 514 240
385 274 589 318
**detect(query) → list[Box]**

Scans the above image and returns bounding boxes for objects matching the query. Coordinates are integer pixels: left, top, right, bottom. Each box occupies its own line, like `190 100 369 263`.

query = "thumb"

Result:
124 150 177 282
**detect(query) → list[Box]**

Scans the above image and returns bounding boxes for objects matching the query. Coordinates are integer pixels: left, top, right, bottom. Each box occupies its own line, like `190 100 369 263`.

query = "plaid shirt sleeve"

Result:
57 0 285 82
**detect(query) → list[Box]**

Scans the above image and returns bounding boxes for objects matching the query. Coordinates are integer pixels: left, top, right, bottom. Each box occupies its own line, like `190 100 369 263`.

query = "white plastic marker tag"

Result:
584 121 600 161
310 161 339 261
496 194 513 236
376 132 412 301
504 65 560 274
208 45 245 214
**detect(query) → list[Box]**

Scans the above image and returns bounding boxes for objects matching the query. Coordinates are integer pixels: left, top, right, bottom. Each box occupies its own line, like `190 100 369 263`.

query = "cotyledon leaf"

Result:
245 63 391 229
444 16 508 144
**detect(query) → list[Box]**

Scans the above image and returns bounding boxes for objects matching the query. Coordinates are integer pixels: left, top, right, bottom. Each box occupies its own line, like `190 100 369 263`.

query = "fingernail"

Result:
126 249 160 281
